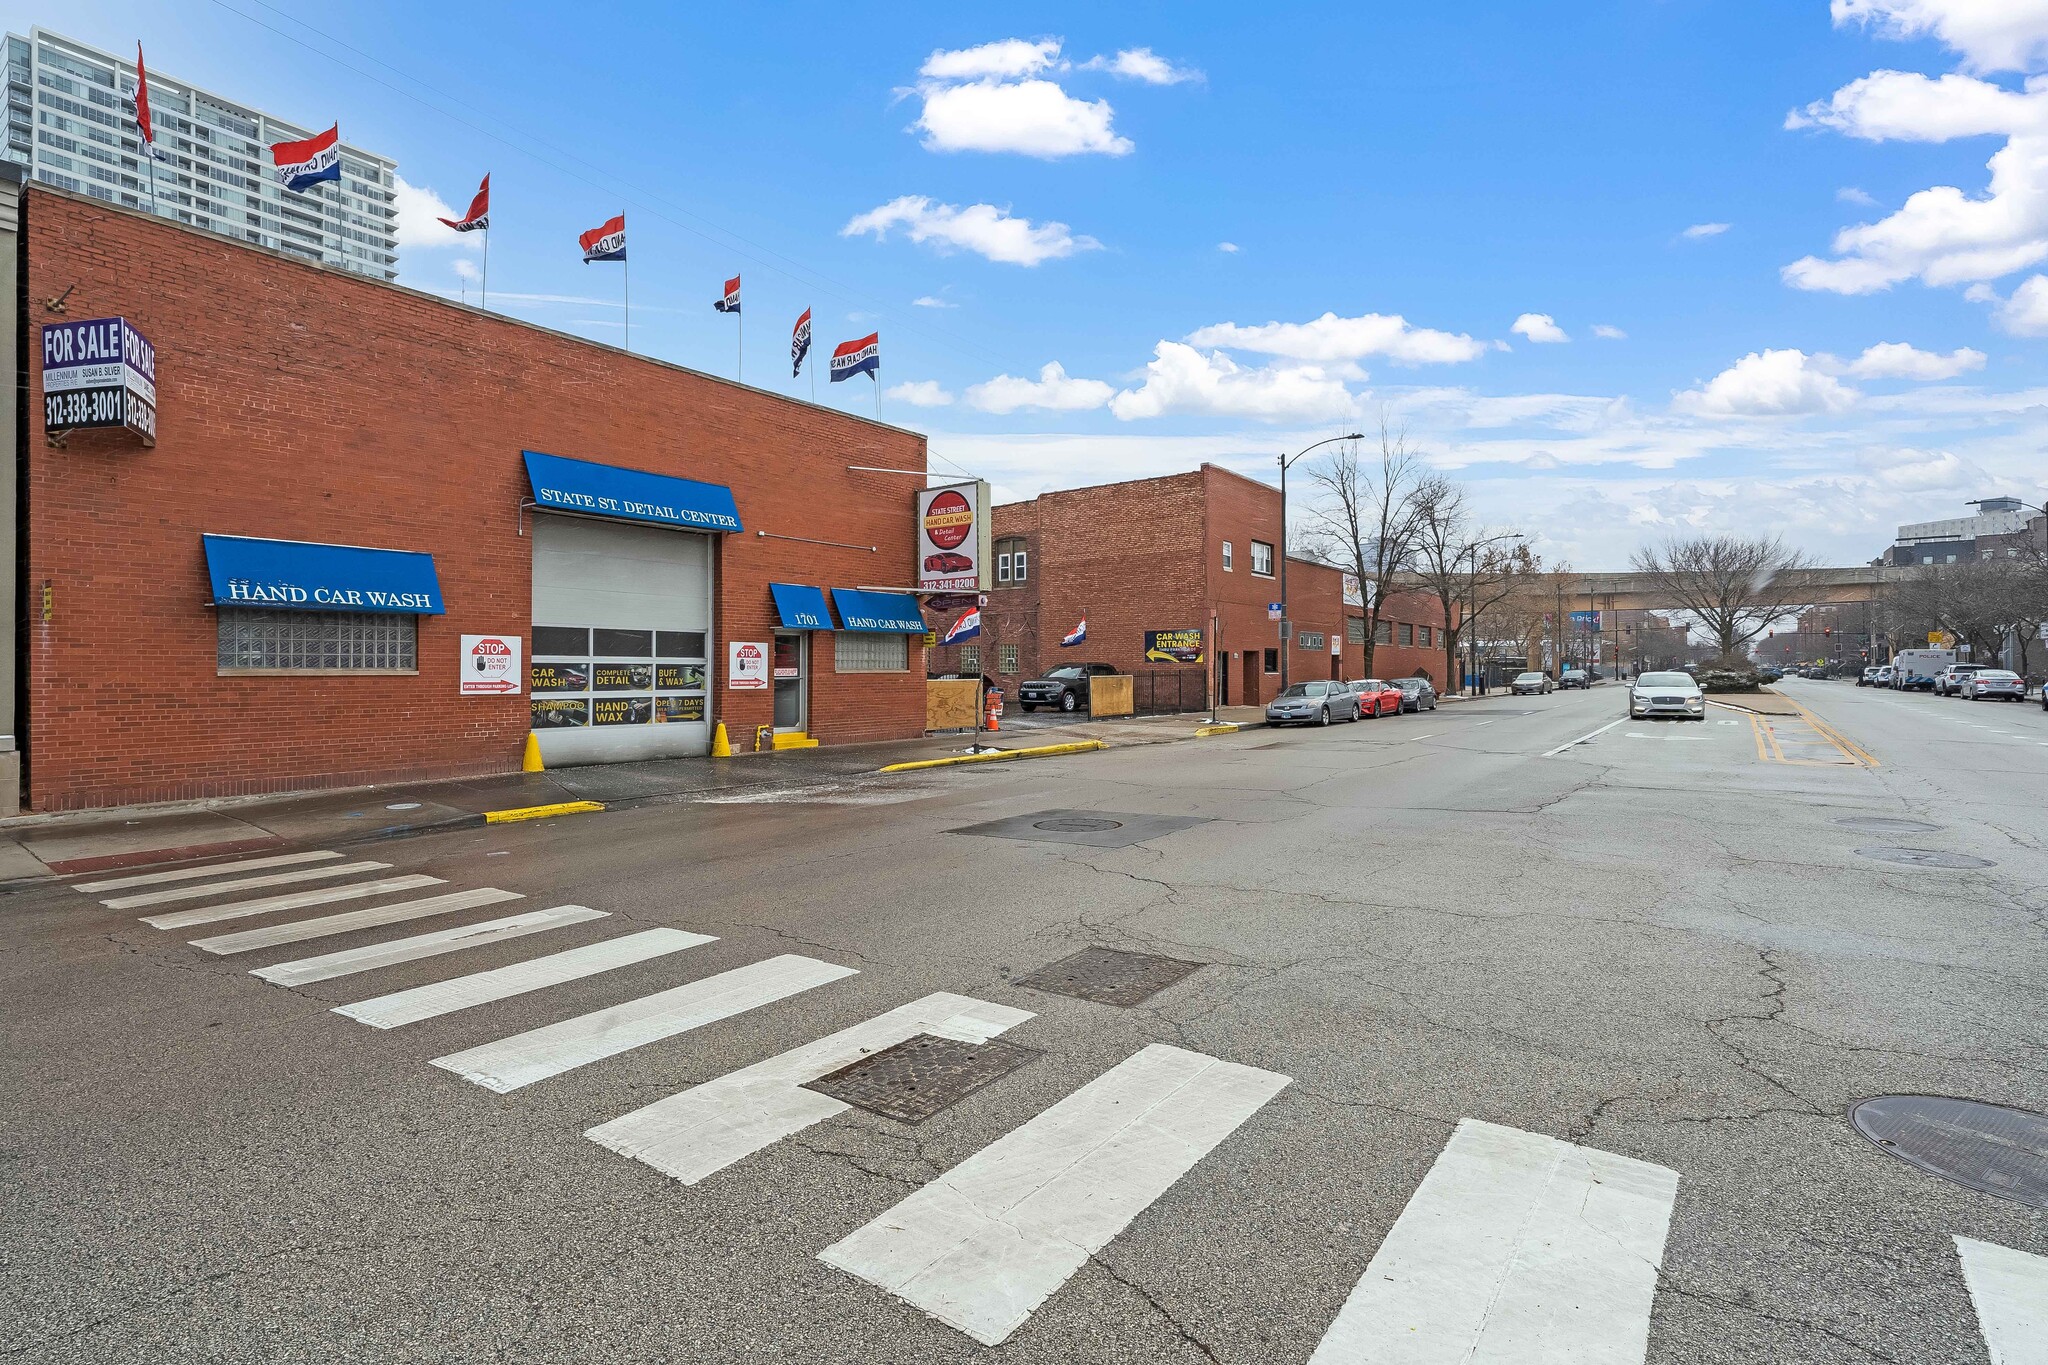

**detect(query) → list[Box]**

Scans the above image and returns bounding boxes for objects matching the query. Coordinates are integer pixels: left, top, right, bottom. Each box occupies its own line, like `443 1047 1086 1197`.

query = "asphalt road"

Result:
3 683 2043 1364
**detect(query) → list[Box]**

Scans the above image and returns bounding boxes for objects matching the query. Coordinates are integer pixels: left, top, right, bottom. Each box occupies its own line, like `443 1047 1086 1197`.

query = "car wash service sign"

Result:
917 480 991 593
41 317 157 445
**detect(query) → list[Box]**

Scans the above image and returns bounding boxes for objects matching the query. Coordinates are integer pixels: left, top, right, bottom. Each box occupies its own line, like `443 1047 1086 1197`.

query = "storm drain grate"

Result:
1850 1096 2048 1208
1016 946 1206 1006
1833 816 1944 835
1855 846 1996 869
947 809 1211 849
802 1034 1040 1124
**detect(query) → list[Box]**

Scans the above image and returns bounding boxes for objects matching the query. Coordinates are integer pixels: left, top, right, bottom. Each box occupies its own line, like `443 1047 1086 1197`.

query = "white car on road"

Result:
1628 670 1707 721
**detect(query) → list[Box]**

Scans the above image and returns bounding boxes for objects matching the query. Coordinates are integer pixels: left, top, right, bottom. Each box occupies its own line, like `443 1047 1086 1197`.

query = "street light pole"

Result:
1277 432 1364 693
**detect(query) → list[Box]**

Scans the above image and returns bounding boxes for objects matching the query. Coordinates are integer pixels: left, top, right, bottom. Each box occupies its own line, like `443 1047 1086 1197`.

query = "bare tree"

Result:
1303 421 1426 678
1888 558 2041 669
1630 535 1818 662
1409 476 1529 691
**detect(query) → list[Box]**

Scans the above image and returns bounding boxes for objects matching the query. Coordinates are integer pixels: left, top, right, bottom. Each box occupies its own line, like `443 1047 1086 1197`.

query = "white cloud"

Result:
1838 186 1881 207
912 295 956 308
452 259 481 283
1784 65 2048 293
919 39 1062 81
1109 343 1360 422
1592 324 1628 339
964 362 1115 414
1184 310 1490 365
843 196 1101 266
1511 313 1571 343
1681 222 1731 239
1841 340 1987 378
1978 272 2048 332
1673 349 1861 416
1217 241 1240 253
392 176 480 254
1830 0 2048 75
885 380 955 407
1081 47 1203 84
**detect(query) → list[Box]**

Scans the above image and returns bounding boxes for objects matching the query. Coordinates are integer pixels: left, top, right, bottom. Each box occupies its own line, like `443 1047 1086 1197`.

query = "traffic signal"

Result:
1823 626 1832 638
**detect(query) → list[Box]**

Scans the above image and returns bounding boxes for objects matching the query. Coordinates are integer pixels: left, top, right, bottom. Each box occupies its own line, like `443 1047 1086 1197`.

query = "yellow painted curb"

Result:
483 800 606 824
1779 696 1881 768
880 740 1106 773
1194 723 1241 737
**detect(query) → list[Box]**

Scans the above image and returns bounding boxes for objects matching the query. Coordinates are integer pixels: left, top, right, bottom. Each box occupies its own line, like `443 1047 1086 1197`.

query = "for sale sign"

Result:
40 317 157 445
916 480 991 593
460 634 522 695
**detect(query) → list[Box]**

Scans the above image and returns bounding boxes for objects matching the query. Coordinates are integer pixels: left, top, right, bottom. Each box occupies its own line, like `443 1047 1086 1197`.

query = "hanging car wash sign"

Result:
40 316 157 445
917 480 991 593
1144 629 1206 664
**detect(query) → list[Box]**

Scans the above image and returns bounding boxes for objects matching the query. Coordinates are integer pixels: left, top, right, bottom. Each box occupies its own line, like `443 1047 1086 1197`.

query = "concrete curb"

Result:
879 740 1106 773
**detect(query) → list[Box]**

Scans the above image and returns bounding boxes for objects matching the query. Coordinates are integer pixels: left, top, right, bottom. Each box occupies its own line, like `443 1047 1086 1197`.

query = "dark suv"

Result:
1019 662 1120 713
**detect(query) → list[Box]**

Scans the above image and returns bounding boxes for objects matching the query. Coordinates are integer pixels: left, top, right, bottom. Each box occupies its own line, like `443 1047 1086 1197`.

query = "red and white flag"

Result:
714 274 740 314
791 308 812 377
438 173 489 233
132 44 160 159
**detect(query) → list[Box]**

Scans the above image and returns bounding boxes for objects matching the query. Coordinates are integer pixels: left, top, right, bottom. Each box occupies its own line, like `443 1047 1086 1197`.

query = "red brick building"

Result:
20 184 938 810
929 465 1452 706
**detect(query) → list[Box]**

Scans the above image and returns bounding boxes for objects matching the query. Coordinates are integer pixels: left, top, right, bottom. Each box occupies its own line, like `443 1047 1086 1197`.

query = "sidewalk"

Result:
0 708 1266 883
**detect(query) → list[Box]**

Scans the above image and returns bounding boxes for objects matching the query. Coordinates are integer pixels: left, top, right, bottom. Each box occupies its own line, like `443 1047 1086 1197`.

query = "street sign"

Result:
1266 602 1282 621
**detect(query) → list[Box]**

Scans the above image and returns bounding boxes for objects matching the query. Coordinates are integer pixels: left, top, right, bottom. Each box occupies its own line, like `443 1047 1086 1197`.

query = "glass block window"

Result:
999 644 1019 674
217 609 416 672
835 631 908 673
1347 617 1366 644
958 645 981 675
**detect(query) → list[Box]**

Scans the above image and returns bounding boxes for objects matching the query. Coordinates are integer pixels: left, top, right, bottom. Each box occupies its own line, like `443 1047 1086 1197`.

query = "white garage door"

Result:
529 515 713 764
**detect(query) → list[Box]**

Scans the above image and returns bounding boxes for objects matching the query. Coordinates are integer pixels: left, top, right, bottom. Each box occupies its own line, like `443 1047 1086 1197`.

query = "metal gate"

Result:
1132 668 1209 715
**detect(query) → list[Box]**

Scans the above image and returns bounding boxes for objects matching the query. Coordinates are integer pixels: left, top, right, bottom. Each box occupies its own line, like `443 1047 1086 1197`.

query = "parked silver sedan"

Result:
1959 669 2026 701
1627 669 1707 721
1265 680 1361 726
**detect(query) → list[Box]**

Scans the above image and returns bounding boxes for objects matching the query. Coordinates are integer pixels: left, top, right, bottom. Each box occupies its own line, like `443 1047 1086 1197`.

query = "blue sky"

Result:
25 1 2048 567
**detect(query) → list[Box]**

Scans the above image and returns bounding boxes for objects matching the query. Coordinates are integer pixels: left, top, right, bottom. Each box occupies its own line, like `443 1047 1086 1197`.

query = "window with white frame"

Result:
217 608 416 673
834 631 908 672
1222 540 1234 571
994 537 1027 584
1251 540 1275 576
997 552 1011 583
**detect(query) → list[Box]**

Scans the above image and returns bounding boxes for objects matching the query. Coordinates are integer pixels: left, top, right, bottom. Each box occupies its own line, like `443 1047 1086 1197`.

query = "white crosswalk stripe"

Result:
251 905 610 987
141 874 445 930
1956 1237 2048 1365
102 860 393 910
586 992 1034 1185
1306 1119 1677 1365
432 953 857 1094
818 1042 1290 1347
189 887 523 956
74 849 345 892
334 925 715 1029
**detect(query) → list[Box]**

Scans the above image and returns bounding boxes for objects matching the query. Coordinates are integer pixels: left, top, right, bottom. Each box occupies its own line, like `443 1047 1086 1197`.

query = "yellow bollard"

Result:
520 732 545 772
710 722 733 758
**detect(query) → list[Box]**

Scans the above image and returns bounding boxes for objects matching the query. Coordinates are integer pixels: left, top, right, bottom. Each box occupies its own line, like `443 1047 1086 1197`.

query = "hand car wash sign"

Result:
40 316 157 445
917 480 991 593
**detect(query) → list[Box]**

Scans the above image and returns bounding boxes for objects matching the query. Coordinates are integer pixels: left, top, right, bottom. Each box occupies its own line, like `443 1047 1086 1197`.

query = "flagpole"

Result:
809 310 817 402
624 251 631 354
874 371 880 420
146 150 157 216
737 304 743 383
481 226 490 311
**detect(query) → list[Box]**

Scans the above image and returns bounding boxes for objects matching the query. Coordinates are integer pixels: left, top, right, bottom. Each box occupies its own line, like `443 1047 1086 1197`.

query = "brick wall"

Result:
25 187 927 810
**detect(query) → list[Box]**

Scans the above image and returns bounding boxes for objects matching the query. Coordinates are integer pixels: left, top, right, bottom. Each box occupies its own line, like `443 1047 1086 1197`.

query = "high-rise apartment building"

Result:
5 28 397 279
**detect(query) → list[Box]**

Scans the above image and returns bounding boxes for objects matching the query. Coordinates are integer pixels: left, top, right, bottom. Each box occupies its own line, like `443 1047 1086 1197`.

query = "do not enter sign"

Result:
460 634 523 695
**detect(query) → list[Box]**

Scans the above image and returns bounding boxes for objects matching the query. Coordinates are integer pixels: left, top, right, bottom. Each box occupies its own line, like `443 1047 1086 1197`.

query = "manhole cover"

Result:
1850 1096 2048 1208
1855 846 1996 869
947 809 1211 849
802 1034 1040 1124
1833 816 1943 834
1016 946 1205 1006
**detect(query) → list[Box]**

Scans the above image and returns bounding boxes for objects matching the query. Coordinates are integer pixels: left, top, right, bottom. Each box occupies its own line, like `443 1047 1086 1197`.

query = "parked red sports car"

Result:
1346 678 1404 717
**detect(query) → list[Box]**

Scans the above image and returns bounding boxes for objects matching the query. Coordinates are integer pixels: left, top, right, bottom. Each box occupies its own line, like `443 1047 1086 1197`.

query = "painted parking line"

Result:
1956 1237 2048 1365
1307 1119 1677 1364
1543 717 1627 757
335 925 714 1029
431 953 857 1094
587 992 1035 1185
101 860 393 910
253 905 609 988
74 849 344 893
189 887 523 956
819 1043 1290 1347
139 874 446 930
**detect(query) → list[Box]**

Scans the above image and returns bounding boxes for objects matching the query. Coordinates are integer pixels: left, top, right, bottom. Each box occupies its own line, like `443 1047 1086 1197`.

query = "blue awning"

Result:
770 583 835 630
202 534 445 614
832 588 927 633
524 450 742 533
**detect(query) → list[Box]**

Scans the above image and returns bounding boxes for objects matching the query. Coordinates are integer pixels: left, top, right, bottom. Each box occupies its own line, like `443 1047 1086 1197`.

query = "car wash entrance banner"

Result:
916 480 991 593
40 317 157 444
1144 629 1206 664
